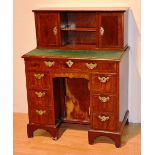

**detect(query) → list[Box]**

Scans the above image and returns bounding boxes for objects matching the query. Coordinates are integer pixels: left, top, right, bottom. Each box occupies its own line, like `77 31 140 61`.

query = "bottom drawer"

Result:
29 108 55 125
92 112 117 131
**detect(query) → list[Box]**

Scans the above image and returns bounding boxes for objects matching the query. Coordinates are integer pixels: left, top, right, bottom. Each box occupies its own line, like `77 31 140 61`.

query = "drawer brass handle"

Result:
36 110 46 116
34 73 44 79
53 26 57 35
44 61 55 67
86 63 97 70
98 76 109 83
98 115 109 122
66 60 74 68
100 27 104 36
35 92 46 98
98 96 110 103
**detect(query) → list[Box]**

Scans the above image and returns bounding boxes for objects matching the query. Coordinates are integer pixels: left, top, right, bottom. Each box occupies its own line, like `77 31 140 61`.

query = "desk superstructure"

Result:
22 8 129 147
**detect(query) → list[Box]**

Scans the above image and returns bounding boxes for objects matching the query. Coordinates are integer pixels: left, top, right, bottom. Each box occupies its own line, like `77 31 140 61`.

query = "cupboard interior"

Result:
53 77 90 124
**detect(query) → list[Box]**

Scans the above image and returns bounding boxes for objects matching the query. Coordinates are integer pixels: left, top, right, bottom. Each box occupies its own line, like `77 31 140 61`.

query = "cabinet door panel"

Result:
98 13 123 49
35 12 60 48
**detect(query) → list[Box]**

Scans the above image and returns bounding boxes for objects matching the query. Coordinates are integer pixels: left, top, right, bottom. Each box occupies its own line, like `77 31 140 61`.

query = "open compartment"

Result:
60 12 97 49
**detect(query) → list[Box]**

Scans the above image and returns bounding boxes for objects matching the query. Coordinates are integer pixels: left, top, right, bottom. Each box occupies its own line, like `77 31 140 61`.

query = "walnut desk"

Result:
22 48 129 148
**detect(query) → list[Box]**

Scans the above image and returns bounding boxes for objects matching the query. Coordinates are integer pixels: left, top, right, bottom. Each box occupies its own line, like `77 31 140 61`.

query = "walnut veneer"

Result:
22 8 129 148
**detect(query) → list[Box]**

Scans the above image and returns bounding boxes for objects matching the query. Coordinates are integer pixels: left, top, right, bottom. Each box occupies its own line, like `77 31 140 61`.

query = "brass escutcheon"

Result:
34 73 44 79
100 27 104 36
53 26 57 35
44 61 55 67
35 91 46 98
86 63 97 70
98 96 110 103
98 115 110 122
36 110 46 116
98 76 109 83
66 60 74 68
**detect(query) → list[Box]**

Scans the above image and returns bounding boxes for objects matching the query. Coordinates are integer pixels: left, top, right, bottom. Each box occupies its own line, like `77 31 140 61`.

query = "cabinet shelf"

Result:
61 27 96 32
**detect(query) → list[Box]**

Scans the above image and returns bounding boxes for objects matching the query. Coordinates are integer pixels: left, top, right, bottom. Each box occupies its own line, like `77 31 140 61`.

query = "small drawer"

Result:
25 60 42 70
26 71 50 89
91 74 117 93
25 59 57 71
29 108 54 125
59 59 84 71
91 94 117 112
92 112 117 131
28 90 52 107
84 60 117 73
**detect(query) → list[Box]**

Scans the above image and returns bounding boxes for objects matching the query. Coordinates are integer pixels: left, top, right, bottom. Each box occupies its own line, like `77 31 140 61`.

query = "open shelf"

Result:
61 27 96 32
60 12 97 49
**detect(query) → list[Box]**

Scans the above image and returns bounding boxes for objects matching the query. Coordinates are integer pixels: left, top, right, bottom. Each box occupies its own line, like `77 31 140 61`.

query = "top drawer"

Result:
25 59 117 73
25 60 57 71
91 73 118 93
60 59 117 73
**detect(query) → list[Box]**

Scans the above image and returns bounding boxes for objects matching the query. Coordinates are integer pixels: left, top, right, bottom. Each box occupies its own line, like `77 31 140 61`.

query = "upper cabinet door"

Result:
98 13 125 49
35 12 60 48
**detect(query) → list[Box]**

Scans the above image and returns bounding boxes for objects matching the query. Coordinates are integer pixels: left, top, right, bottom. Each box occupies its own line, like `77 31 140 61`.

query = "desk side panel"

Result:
119 50 129 122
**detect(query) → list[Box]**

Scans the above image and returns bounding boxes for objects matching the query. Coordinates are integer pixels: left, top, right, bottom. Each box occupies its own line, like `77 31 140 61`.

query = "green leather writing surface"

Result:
25 49 124 60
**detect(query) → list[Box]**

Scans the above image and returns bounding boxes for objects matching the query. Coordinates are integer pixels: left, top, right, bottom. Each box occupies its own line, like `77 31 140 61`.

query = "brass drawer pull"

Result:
34 73 44 79
35 91 46 98
86 63 97 70
53 26 57 35
98 115 109 122
66 60 74 68
36 110 46 116
98 96 110 103
98 76 109 83
44 61 55 67
100 27 104 36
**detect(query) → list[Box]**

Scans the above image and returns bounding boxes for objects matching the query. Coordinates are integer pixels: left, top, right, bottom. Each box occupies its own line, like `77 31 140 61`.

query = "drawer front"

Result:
29 108 54 125
91 94 117 112
28 90 52 107
59 59 116 73
84 60 117 73
26 71 50 89
58 59 84 71
92 112 117 131
91 74 117 93
25 60 57 71
25 59 116 73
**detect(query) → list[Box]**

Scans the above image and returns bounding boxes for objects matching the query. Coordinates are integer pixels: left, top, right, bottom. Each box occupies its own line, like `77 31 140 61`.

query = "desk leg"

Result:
27 123 61 140
88 110 129 148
